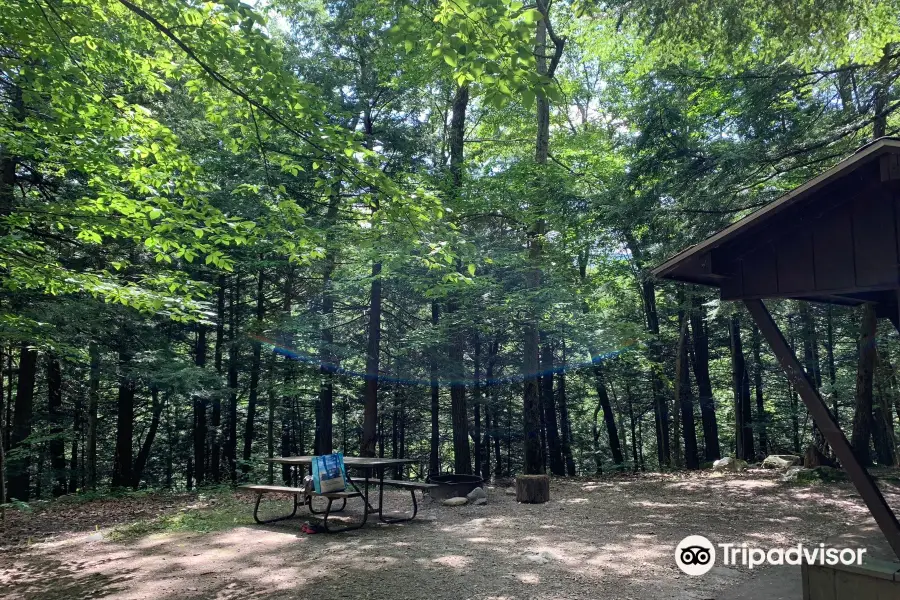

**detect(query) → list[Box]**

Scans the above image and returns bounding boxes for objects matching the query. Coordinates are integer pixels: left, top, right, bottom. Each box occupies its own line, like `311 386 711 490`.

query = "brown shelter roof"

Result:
652 137 900 309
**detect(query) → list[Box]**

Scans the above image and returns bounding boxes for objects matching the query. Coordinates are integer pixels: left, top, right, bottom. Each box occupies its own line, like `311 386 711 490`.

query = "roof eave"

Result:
652 137 900 282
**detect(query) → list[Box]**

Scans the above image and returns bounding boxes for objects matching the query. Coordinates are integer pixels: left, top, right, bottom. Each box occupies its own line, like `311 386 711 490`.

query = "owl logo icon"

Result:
675 535 716 576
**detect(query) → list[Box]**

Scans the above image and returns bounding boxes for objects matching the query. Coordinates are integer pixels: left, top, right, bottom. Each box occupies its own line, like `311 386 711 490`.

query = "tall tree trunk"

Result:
592 363 624 465
227 275 240 483
193 325 207 486
480 339 496 481
640 279 671 468
787 317 802 453
445 84 472 475
133 387 163 488
378 409 385 458
360 102 381 458
632 378 646 471
522 236 544 474
9 344 36 500
70 388 82 493
211 276 225 483
112 349 135 488
730 313 754 461
539 384 548 472
490 340 502 477
751 323 769 457
799 302 829 457
873 352 897 466
522 0 563 476
399 386 406 478
0 351 5 509
626 380 639 470
87 342 99 490
242 270 265 473
316 189 339 455
35 444 43 499
578 248 623 469
392 377 401 477
361 259 382 457
1 347 6 504
541 338 564 475
825 305 840 427
281 390 293 485
873 44 893 139
557 342 576 476
267 355 276 485
429 301 440 476
690 295 720 460
592 400 602 474
282 268 295 483
47 355 66 496
675 303 699 470
473 336 483 478
481 405 492 481
852 303 877 466
165 395 173 488
448 309 471 474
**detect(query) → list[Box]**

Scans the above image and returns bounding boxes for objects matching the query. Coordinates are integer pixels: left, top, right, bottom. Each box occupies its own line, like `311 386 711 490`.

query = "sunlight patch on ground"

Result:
559 497 589 504
514 572 541 584
635 500 680 508
431 555 473 569
722 479 778 490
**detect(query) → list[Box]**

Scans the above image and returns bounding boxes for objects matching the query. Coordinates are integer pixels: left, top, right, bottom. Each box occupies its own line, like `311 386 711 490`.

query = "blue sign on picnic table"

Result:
312 452 347 494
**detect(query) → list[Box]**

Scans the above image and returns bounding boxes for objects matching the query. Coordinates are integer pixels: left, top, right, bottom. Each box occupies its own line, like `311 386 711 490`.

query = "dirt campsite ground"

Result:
2 471 899 600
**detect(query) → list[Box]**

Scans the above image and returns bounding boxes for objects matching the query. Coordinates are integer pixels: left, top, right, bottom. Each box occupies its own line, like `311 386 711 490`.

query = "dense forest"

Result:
4 0 900 503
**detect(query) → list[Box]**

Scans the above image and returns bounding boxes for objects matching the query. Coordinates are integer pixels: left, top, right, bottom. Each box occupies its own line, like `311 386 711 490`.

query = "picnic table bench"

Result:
240 456 431 533
348 477 437 521
238 483 365 533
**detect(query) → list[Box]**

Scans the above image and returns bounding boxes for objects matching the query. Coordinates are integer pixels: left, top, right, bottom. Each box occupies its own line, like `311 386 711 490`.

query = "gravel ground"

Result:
2 471 898 600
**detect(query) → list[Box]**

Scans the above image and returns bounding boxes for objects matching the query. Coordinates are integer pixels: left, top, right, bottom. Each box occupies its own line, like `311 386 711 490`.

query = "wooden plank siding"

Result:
718 180 900 301
813 201 856 291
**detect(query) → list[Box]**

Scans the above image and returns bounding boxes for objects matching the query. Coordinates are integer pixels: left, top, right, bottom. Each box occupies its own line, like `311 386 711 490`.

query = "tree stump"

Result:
515 474 550 503
804 444 836 468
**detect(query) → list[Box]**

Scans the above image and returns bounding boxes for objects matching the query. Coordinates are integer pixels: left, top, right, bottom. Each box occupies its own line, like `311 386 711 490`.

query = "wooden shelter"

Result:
653 137 900 560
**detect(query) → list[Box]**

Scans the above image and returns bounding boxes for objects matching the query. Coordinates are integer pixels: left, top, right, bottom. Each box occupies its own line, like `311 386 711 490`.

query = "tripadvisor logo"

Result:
675 535 868 576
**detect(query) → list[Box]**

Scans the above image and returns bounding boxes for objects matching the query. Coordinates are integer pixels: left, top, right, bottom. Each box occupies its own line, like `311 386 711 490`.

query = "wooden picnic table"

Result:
263 456 429 527
268 456 417 467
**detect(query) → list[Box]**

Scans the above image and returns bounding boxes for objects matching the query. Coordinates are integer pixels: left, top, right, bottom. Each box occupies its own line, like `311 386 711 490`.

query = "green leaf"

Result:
443 51 458 67
522 9 542 24
521 88 536 109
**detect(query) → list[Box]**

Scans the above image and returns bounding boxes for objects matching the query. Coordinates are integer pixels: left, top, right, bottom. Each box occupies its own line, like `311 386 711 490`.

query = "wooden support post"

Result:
744 299 900 561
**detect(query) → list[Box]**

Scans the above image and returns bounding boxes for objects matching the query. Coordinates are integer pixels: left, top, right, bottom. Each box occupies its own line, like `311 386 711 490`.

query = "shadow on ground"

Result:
2 473 897 600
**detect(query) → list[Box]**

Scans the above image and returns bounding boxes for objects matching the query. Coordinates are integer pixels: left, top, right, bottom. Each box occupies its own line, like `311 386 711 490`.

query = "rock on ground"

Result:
473 497 487 506
781 465 848 483
762 455 801 469
504 487 516 495
441 496 468 507
797 466 848 483
713 457 749 472
782 466 806 482
466 486 487 502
